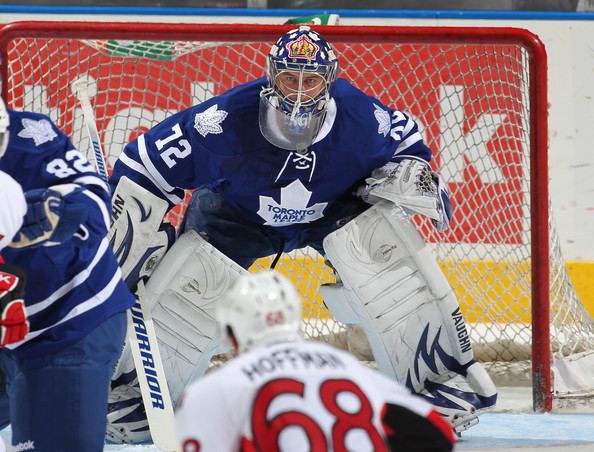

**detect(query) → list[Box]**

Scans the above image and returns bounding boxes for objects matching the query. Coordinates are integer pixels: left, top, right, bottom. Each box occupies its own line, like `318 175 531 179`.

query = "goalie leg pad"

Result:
146 230 246 402
322 201 496 431
107 230 247 443
323 200 470 383
111 229 246 399
109 176 175 287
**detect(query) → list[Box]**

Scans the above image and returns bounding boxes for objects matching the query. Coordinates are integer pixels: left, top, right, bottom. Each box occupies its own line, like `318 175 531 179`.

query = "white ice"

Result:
2 386 593 451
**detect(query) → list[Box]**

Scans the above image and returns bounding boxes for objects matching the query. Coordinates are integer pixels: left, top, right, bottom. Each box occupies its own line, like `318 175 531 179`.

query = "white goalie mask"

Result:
0 97 9 159
260 26 338 152
216 270 303 353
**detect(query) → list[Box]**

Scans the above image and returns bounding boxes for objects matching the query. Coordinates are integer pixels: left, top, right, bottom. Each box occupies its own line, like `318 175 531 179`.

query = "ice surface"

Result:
1 387 592 451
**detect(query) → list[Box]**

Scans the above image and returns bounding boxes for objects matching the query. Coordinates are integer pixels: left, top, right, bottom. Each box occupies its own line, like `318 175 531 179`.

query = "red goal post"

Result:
0 21 562 411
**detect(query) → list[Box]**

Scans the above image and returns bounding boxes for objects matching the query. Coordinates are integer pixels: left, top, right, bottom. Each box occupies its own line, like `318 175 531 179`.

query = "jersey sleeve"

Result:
369 370 455 451
110 106 214 208
0 170 26 250
334 78 433 165
382 403 455 452
387 107 433 163
369 97 432 164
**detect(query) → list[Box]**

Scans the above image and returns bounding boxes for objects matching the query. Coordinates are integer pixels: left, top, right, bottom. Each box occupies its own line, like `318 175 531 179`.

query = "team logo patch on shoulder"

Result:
194 104 228 137
17 118 57 146
286 34 320 60
374 104 391 137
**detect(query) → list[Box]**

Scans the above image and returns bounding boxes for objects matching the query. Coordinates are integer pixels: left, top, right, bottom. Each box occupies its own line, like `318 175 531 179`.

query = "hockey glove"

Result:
0 263 28 346
10 184 88 248
357 159 452 232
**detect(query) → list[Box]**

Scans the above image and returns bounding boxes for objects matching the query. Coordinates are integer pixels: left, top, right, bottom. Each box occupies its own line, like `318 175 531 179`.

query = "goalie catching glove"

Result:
357 158 452 232
10 184 88 248
0 263 28 346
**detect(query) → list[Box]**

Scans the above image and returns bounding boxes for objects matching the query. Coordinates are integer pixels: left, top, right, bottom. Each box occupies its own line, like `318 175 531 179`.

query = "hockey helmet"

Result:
259 26 338 152
0 97 9 158
217 270 302 353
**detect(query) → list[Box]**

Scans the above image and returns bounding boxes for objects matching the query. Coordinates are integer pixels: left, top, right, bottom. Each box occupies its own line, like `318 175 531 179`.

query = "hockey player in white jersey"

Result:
176 270 456 452
0 115 27 452
0 170 28 350
0 172 26 251
0 96 136 450
108 25 497 442
0 108 28 353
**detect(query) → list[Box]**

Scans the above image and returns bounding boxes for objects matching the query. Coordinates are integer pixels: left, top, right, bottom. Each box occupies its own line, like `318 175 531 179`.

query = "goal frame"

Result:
0 21 551 410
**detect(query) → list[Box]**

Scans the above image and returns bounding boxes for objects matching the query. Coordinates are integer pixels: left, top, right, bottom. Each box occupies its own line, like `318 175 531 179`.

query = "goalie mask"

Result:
0 97 9 159
260 25 338 152
217 270 302 353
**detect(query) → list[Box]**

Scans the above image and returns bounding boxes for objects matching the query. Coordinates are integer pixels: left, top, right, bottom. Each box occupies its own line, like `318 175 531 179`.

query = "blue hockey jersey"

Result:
111 77 432 240
0 109 135 357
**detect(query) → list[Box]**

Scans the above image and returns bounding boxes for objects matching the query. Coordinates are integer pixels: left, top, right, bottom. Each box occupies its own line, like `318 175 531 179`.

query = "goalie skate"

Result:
106 369 151 444
417 362 496 434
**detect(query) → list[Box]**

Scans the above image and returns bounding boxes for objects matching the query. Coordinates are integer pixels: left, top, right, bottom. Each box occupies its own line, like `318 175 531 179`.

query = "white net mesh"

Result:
3 25 594 400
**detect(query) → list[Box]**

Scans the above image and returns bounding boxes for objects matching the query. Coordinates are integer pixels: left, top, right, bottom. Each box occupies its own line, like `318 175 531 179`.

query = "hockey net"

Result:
2 21 593 410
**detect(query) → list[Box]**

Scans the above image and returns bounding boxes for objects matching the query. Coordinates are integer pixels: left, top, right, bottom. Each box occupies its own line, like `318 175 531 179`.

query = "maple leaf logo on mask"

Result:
257 179 327 226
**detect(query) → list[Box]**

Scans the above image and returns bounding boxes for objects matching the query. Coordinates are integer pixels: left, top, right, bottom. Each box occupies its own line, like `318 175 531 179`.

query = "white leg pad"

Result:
322 201 497 431
323 201 472 383
113 230 247 405
145 230 247 403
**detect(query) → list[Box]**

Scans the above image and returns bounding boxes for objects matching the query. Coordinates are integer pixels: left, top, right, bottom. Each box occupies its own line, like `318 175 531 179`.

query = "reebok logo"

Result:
12 440 35 451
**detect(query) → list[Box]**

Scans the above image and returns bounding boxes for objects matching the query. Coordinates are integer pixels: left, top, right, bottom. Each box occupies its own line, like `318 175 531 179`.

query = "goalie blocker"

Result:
108 176 175 289
321 200 497 433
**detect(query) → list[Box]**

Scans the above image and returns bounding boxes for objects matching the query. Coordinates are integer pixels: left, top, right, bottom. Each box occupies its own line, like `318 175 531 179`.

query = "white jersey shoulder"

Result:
0 170 26 250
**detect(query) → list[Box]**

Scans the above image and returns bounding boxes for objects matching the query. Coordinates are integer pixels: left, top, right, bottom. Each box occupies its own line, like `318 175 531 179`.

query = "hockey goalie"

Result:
106 25 497 444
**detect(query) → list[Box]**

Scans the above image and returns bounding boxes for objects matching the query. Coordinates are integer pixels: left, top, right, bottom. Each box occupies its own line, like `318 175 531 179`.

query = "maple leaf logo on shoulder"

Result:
373 104 391 137
194 104 228 137
257 179 327 226
17 118 58 146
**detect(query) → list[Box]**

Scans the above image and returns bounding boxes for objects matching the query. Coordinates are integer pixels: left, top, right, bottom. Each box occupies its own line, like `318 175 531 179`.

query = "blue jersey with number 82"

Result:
0 109 135 357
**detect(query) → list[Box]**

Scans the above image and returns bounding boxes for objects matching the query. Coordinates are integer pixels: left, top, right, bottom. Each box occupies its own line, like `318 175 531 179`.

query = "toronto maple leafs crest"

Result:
374 104 391 137
194 104 228 137
17 118 58 146
257 179 327 226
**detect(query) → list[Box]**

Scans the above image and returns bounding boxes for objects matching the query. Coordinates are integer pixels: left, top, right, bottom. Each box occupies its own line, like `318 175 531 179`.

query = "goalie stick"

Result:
72 77 179 451
71 77 109 182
